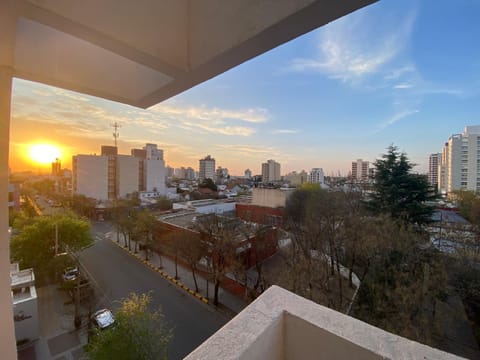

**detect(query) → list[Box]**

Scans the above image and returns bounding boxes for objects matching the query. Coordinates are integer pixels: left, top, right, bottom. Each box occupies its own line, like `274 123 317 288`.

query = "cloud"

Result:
272 129 300 134
290 8 416 84
394 83 414 89
150 104 269 124
376 109 419 132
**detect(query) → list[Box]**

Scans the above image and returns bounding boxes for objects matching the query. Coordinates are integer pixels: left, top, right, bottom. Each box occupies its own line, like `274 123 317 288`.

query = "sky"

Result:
9 0 480 176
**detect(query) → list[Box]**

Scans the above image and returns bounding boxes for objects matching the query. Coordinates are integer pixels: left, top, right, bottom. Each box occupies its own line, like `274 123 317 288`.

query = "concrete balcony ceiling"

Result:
8 0 377 108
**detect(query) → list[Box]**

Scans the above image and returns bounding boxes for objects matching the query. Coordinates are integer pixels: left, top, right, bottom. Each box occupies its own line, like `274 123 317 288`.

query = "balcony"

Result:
185 286 462 360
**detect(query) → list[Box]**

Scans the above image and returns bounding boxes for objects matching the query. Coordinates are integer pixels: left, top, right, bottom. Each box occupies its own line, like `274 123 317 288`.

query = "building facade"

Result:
438 126 480 194
351 159 370 182
309 168 325 184
199 155 216 182
428 153 440 189
261 159 281 183
73 143 165 200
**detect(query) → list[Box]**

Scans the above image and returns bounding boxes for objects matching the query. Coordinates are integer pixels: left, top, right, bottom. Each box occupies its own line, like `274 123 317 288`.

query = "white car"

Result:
92 308 115 330
62 267 79 282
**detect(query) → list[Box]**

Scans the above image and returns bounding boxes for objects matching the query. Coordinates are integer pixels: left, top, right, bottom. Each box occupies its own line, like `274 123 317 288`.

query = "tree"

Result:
193 214 237 306
10 212 93 283
132 210 157 258
178 232 206 292
86 292 171 360
368 145 435 224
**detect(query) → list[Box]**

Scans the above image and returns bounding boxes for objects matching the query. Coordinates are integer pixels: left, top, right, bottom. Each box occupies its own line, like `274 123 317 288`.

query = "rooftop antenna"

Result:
112 122 121 147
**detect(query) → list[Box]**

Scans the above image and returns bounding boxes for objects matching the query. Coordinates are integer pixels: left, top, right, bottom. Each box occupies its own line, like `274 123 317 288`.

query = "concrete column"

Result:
0 66 16 360
0 0 19 357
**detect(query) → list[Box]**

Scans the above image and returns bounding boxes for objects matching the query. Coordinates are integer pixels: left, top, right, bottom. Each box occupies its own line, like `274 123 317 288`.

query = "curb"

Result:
112 240 209 304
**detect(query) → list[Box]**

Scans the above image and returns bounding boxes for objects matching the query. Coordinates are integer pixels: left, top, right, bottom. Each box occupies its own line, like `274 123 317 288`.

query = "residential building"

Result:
428 153 441 189
72 154 109 200
100 145 118 156
284 171 308 187
262 159 281 183
309 168 325 184
175 167 187 179
244 169 252 179
185 167 195 180
143 143 166 193
216 166 229 184
351 159 370 182
11 264 39 345
438 126 480 194
73 143 165 200
199 155 216 182
166 166 174 179
116 155 140 198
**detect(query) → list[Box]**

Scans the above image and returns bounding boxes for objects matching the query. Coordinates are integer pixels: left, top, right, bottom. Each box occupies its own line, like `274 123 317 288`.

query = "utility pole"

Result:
55 222 58 256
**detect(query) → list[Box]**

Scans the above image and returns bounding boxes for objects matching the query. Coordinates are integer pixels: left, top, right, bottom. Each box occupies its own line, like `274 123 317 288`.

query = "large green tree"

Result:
86 292 171 360
368 145 435 224
10 212 92 281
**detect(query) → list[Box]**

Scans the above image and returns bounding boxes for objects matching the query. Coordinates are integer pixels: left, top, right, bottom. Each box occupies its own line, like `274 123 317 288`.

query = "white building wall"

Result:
144 158 166 194
116 155 140 198
73 155 108 200
309 168 324 184
13 290 38 343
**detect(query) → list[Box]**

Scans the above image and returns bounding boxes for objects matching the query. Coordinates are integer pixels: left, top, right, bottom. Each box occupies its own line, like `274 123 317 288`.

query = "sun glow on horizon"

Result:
28 143 62 165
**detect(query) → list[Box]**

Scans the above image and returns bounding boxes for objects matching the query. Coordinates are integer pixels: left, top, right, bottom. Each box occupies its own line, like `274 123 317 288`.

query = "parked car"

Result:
62 267 79 282
92 308 115 330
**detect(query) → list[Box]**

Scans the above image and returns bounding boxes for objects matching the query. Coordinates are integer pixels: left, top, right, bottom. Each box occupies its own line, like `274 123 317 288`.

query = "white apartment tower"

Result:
309 168 325 184
262 159 281 183
351 159 370 182
438 126 480 194
199 155 215 182
73 143 166 200
428 153 440 189
72 155 109 200
143 143 166 193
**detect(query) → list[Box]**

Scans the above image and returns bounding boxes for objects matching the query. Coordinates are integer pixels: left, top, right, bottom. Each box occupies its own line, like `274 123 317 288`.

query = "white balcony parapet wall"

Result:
185 285 464 360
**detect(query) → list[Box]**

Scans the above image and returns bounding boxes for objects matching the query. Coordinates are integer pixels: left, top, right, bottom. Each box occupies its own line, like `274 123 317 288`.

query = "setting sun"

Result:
28 144 61 165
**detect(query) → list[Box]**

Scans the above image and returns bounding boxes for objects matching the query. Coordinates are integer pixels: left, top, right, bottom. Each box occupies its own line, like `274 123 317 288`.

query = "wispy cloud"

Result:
376 109 419 133
272 129 300 134
150 104 269 124
290 9 417 84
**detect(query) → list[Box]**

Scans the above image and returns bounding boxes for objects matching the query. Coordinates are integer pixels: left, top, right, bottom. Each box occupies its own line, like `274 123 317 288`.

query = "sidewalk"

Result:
18 285 89 360
107 232 247 315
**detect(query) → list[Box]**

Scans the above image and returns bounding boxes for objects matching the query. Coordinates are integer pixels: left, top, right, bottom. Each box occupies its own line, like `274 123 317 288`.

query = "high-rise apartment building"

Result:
309 168 325 184
73 155 109 200
261 159 281 183
351 159 370 182
438 126 480 194
428 153 440 189
199 155 215 182
73 143 165 200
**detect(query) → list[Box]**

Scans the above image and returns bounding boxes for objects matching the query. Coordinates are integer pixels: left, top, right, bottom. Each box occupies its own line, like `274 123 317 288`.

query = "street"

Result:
79 223 228 359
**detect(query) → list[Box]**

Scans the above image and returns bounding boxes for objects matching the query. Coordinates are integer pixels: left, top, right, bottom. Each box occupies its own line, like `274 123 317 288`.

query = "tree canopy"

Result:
368 145 435 224
86 292 171 360
10 212 93 281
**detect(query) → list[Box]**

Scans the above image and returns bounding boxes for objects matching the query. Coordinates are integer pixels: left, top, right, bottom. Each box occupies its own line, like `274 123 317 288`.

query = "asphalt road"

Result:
79 223 228 359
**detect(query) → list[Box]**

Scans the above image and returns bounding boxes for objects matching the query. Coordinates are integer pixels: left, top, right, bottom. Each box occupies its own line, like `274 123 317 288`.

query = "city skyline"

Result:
9 0 480 175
